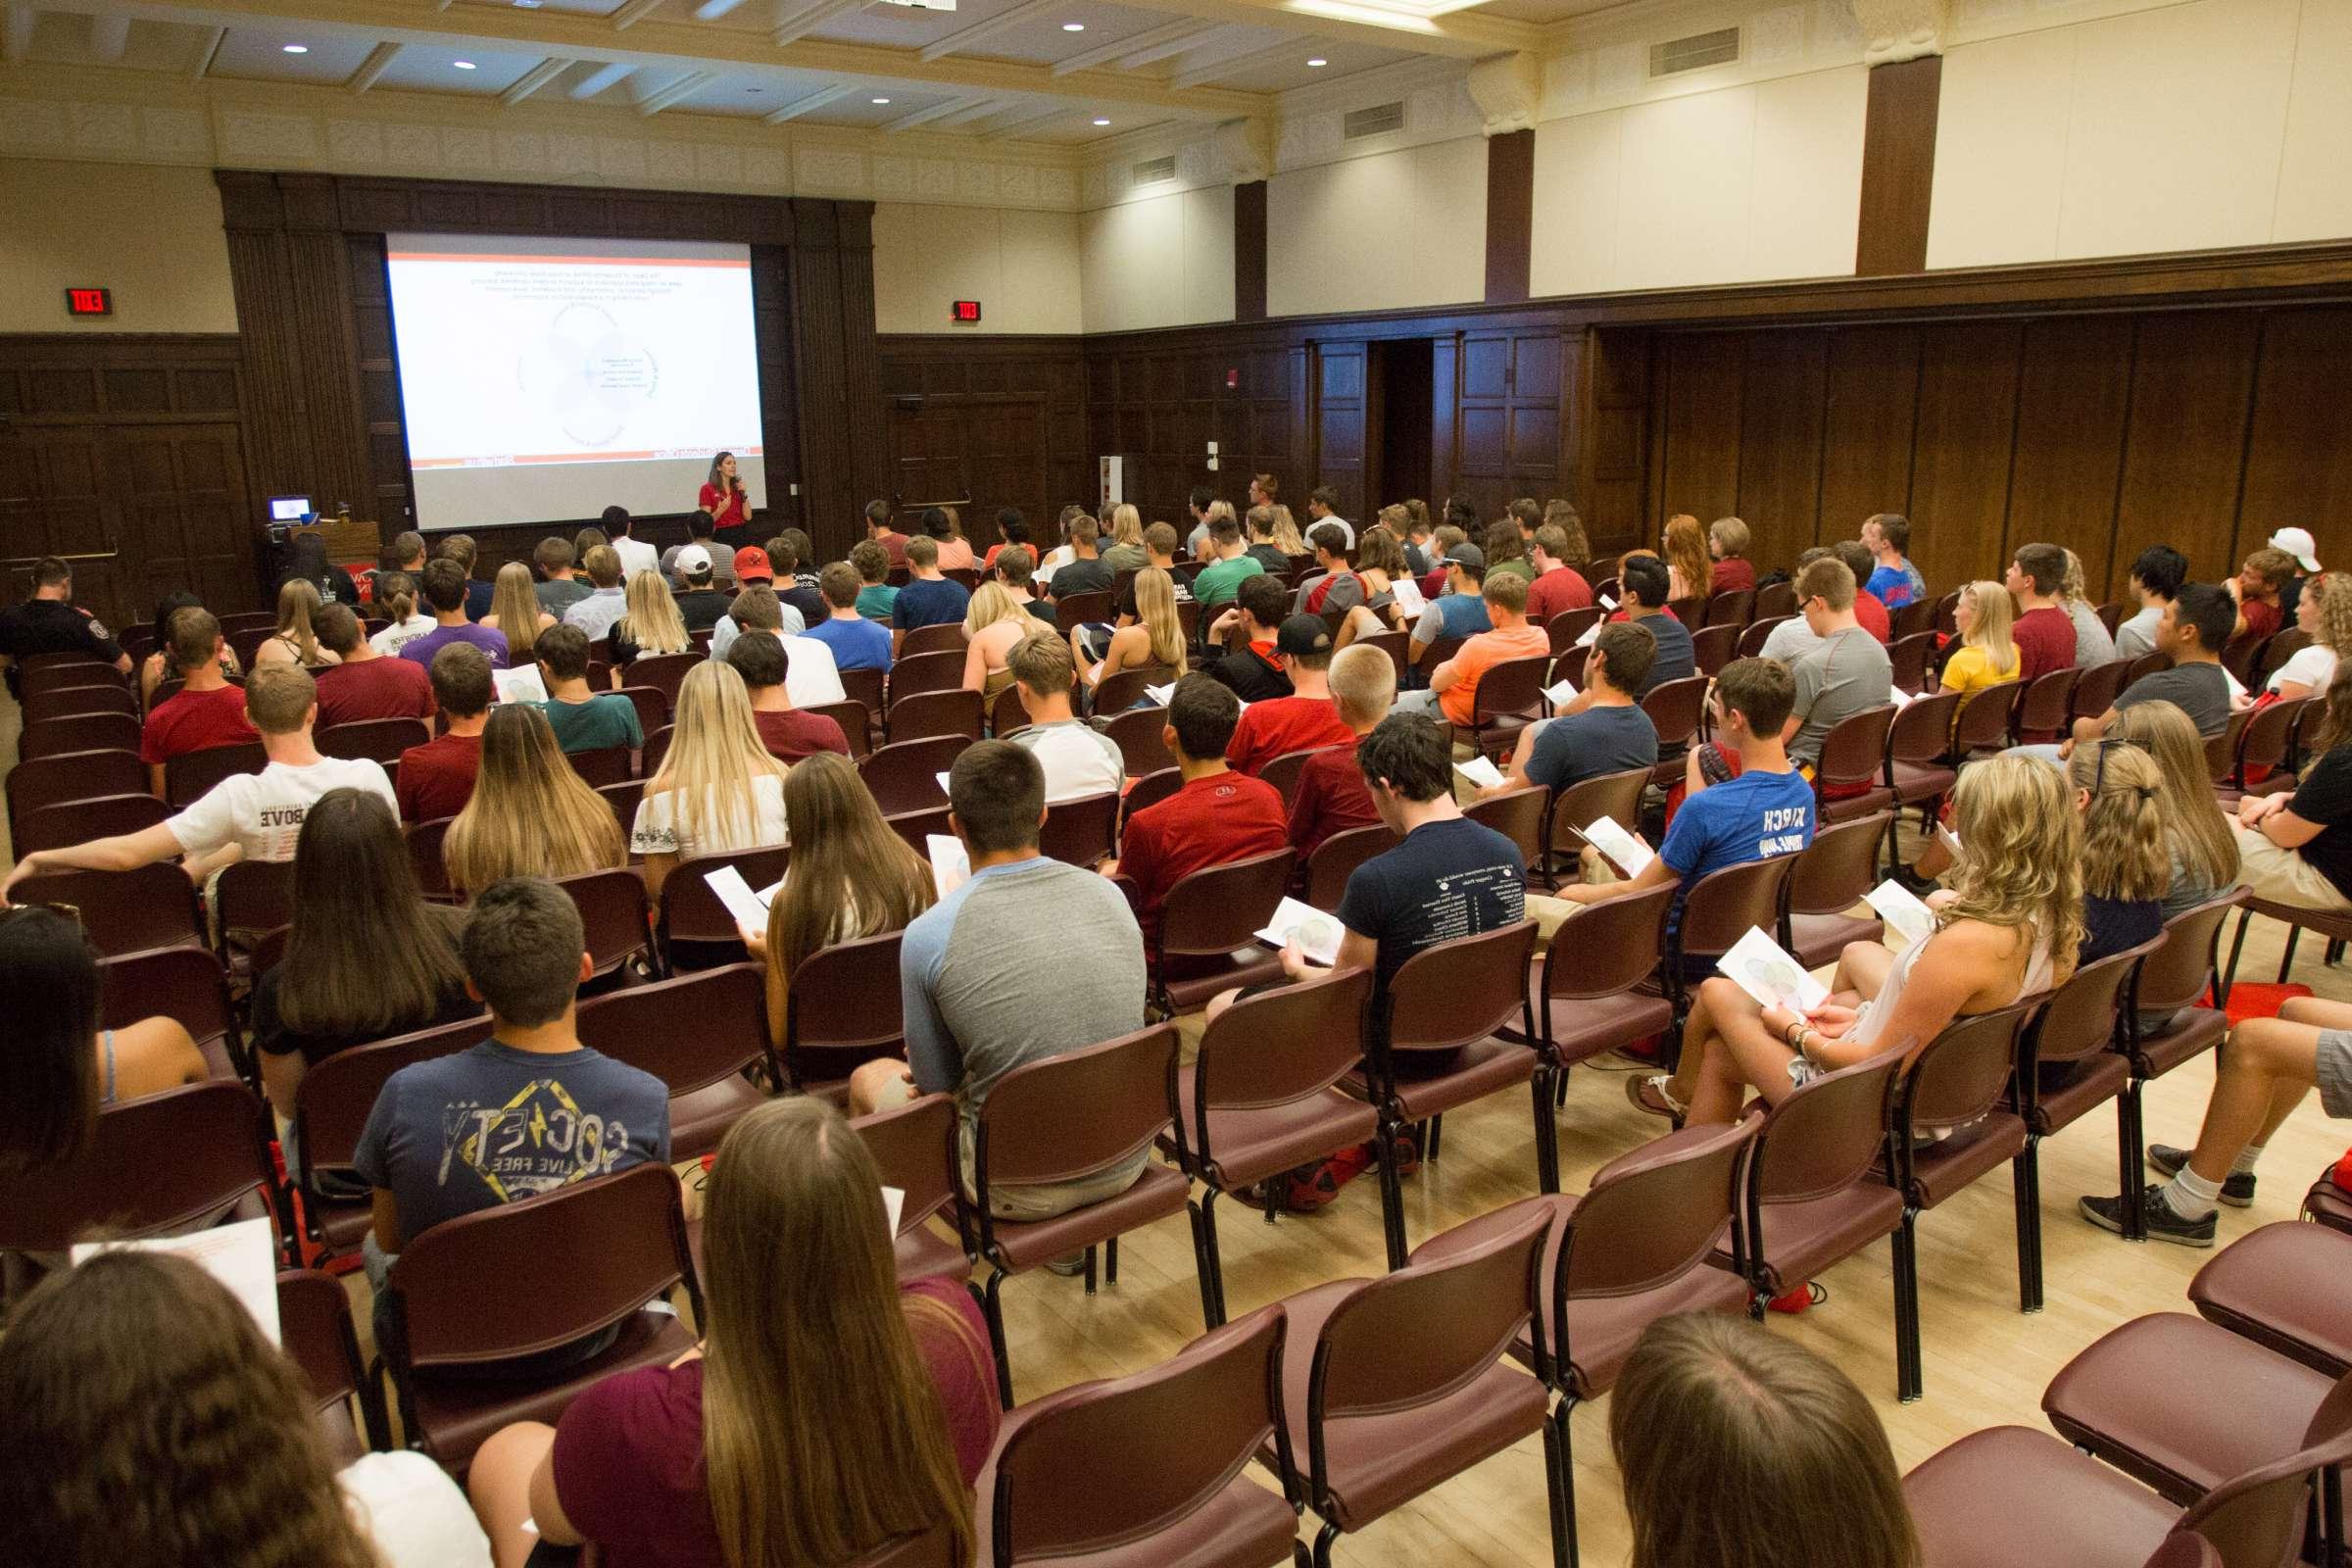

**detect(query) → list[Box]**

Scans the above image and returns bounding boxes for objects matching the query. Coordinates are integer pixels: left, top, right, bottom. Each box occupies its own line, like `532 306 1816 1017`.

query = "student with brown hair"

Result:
1289 642 1394 859
1707 516 1756 594
533 535 592 617
139 605 258 796
399 558 510 670
466 1098 995 1568
1107 674 1289 946
1524 523 1595 622
253 577 339 669
533 622 643 756
559 544 629 645
442 705 627 899
398 643 494 822
1612 1313 1918 1568
313 602 435 728
2232 545 2297 641
1004 630 1126 802
727 630 850 764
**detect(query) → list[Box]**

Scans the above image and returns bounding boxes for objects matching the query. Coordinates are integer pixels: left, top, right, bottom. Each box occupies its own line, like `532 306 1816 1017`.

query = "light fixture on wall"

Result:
1061 21 1084 29
282 42 309 52
1306 56 1327 66
1092 117 1109 124
454 59 477 69
870 95 890 103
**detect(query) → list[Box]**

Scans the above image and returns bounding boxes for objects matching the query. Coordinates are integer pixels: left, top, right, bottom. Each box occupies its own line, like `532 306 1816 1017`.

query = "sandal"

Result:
1627 1074 1687 1120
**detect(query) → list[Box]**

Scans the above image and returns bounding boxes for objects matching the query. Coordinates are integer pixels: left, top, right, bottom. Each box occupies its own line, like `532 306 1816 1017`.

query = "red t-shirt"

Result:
752 707 850 764
1853 590 1891 644
874 529 909 568
2013 606 2079 683
315 656 435 728
1288 743 1379 859
2241 598 2282 642
139 684 257 765
1120 772 1289 946
698 480 749 537
1710 558 1756 594
1227 695 1354 776
397 732 481 823
1525 566 1594 623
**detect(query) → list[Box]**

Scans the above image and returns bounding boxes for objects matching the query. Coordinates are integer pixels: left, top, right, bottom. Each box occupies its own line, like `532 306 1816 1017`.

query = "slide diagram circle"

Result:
515 302 661 449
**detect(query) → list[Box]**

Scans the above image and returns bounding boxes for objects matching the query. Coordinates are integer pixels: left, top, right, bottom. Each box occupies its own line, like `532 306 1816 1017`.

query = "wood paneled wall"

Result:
876 335 1088 548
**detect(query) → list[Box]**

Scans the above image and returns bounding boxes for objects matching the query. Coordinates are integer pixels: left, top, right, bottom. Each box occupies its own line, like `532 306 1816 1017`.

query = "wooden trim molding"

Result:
1856 55 1942 277
1485 129 1534 305
1234 179 1268 323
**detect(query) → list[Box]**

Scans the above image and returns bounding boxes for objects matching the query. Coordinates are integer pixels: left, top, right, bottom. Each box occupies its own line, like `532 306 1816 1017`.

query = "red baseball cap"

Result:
733 546 774 582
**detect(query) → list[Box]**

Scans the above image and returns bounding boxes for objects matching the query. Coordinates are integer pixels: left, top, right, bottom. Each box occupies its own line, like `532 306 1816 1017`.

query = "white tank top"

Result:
1850 921 2055 1051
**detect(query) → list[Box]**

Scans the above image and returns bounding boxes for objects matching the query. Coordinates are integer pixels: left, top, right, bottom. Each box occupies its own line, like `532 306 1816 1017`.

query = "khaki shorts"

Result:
2232 822 2352 914
2317 1031 2352 1119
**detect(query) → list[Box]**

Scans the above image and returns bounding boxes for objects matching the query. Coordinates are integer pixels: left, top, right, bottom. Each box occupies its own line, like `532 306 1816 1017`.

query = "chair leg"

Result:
1428 1113 1444 1162
1082 1244 1099 1296
1311 1520 1342 1568
1374 1120 1409 1271
1554 1064 1570 1108
1188 1194 1226 1330
2224 908 2254 1004
981 1268 1014 1409
1532 1068 1562 1195
2279 922 2303 984
2120 1081 2149 1242
2013 1141 2043 1313
1891 1210 1923 1403
1105 1235 1119 1285
1547 1395 1581 1568
1291 1544 1313 1568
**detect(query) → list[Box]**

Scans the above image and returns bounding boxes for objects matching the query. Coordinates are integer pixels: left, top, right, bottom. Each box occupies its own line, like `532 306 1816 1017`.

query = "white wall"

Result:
1079 184 1233 333
1265 136 1486 318
1530 65 1867 297
0 160 237 332
871 203 1083 335
1929 0 2350 268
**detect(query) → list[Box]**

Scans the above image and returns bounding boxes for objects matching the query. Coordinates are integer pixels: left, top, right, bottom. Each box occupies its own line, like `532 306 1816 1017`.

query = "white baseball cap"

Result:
2270 527 2321 573
674 544 714 579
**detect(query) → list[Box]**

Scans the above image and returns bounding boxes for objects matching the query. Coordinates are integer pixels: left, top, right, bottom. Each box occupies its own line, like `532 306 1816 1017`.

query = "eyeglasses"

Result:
2091 736 2128 795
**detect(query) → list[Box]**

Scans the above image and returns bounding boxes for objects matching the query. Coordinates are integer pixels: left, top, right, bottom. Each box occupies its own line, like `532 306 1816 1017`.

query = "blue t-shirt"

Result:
805 613 894 672
1866 561 1927 610
353 1039 670 1246
1337 817 1525 1034
1526 703 1659 793
895 577 972 631
1635 612 1696 695
1433 594 1493 640
464 578 496 622
1657 765 1815 946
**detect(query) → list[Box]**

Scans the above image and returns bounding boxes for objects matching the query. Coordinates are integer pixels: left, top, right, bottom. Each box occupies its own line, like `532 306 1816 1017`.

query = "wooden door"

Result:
1449 327 1571 525
1311 343 1367 522
885 394 1048 550
114 424 255 628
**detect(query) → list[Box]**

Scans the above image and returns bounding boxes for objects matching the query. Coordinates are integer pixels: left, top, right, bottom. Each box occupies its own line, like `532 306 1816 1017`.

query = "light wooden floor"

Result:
6 689 2346 1564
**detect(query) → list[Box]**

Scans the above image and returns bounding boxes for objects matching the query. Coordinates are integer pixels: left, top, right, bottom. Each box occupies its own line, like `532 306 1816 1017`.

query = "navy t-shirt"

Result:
2082 895 2164 964
895 577 972 631
1635 612 1696 694
353 1039 670 1246
1527 704 1659 793
1657 765 1814 946
1336 817 1526 1035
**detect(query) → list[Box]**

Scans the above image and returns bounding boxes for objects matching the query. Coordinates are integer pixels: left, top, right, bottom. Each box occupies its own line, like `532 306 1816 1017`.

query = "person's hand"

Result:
1925 888 1960 912
2239 793 2284 826
736 918 767 956
2232 691 2256 712
1805 1002 1859 1038
2056 738 2076 760
2 856 44 900
1761 1004 1801 1038
1279 939 1325 981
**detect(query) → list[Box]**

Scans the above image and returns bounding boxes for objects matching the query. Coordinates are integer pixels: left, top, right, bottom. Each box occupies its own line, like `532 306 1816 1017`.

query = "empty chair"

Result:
1641 675 1709 784
2010 667 2081 745
1255 746 1324 808
656 845 791 967
1666 855 1799 1026
988 683 1028 739
1462 784 1547 872
0 1081 277 1258
1782 810 1892 968
2074 659 2132 722
1689 622 1740 676
1738 615 1791 660
1755 579 1797 620
887 805 955 856
6 747 146 829
1051 589 1113 636
1811 706 1897 823
639 723 674 778
1704 588 1755 628
861 734 970 814
555 866 657 983
899 622 966 659
1148 849 1296 1015
214 857 295 973
288 1012 488 1260
1302 821 1400 910
1449 654 1548 759
163 740 270 808
852 1092 970 1287
889 649 967 705
1888 630 1939 695
14 792 169 856
615 685 668 736
782 930 907 1100
1545 606 1604 655
318 717 430 765
575 963 774 1159
22 709 139 760
889 688 986 745
11 862 204 957
1949 679 2026 759
2219 696 2307 799
624 652 701 708
1038 790 1118 867
406 816 458 901
277 1267 389 1460
2189 1222 2352 1377
599 779 646 841
1885 689 1964 855
23 682 137 724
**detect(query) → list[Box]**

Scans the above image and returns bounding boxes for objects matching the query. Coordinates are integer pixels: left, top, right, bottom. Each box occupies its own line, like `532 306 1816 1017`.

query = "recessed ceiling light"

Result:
1092 117 1109 125
1306 56 1327 66
514 1 542 8
282 42 309 52
1061 21 1083 28
870 95 890 103
453 59 477 69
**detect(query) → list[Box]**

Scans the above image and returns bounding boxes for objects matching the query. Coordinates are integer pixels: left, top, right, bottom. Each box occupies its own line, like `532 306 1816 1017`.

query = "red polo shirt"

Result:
316 656 435 727
753 707 851 764
1226 696 1354 776
140 684 258 766
1854 590 1891 644
1710 558 1756 594
1288 744 1379 859
1120 771 1289 948
397 732 482 823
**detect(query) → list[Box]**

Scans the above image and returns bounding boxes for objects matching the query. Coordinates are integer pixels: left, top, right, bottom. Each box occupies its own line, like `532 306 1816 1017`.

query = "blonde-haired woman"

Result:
253 578 339 668
609 566 689 677
2059 548 2119 664
2072 739 2171 962
466 1098 997 1568
1268 503 1306 558
1641 754 2079 1124
960 580 1038 698
443 705 626 900
1939 580 2022 698
1661 514 1710 604
632 661 791 904
1100 503 1149 574
1078 565 1187 695
2111 699 2241 916
2267 570 2351 701
368 570 435 657
478 561 557 668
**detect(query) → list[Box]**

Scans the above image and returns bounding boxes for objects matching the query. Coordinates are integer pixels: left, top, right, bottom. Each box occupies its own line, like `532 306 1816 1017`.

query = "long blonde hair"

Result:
1959 580 2019 677
2070 740 2171 903
2058 549 2093 608
761 756 934 1042
1662 514 1709 601
701 1100 974 1568
1943 753 2085 970
1132 567 1188 672
487 562 546 665
962 580 1028 639
444 705 625 897
1268 504 1305 556
2305 571 2352 653
648 662 790 849
617 568 689 657
2111 700 2241 891
1106 503 1144 551
273 578 327 664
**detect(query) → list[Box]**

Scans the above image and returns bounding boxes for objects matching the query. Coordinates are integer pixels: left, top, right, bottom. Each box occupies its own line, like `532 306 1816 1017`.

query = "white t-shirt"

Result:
612 536 662 581
2269 643 2338 695
166 757 397 861
631 770 790 858
781 633 846 709
339 1451 492 1568
368 614 437 657
1009 719 1127 803
2114 604 2164 660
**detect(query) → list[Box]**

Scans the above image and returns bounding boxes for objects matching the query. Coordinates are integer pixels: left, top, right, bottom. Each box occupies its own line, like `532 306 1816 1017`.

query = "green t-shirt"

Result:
1486 558 1535 584
856 583 899 625
1192 553 1267 608
538 693 644 755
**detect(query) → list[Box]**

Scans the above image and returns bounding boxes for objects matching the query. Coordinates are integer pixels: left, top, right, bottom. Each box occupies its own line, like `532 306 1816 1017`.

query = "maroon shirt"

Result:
752 707 851 764
1854 590 1891 644
396 731 481 823
1710 558 1756 594
2013 606 2079 683
1525 566 1594 623
1288 743 1380 859
315 656 435 728
139 683 257 766
1120 771 1290 947
1226 695 1353 776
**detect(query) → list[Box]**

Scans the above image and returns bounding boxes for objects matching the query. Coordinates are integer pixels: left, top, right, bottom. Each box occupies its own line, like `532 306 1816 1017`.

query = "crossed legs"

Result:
1672 942 1895 1125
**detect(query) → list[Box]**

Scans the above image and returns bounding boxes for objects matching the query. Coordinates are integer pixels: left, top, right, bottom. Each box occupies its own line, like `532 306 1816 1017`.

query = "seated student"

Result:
355 877 670 1336
443 705 627 900
1611 1313 1917 1568
1416 518 1468 602
2060 548 2118 666
1780 557 1893 775
1618 555 1696 693
1524 523 1595 623
1861 512 1927 610
1394 568 1548 728
312 603 434 728
850 742 1150 1225
1292 524 1365 617
1244 505 1293 574
850 540 899 628
1706 516 1756 594
2072 739 2171 963
0 555 129 696
532 536 593 618
1399 504 1437 577
1407 544 1493 668
1660 514 1708 603
466 1099 994 1568
2228 662 2352 917
2266 568 2349 702
1201 574 1297 705
632 662 793 904
668 546 734 633
6 665 395 900
1227 615 1355 774
0 1251 492 1568
1759 549 1834 666
1938 580 2023 700
805 563 894 672
138 591 242 703
894 536 972 632
440 533 498 621
1485 519 1537 589
1048 519 1114 600
728 631 849 764
1329 523 1411 644
865 498 910 569
1077 564 1187 696
399 558 510 670
707 581 801 664
659 514 738 590
1304 486 1356 552
603 508 659 583
1832 538 1892 644
1003 632 1126 804
2231 546 2294 642
252 579 340 670
2116 544 2190 660
1290 644 1395 860
1192 514 1266 610
1645 752 2073 1127
532 623 644 756
253 790 473 1128
2006 543 2080 683
992 545 1057 628
572 523 609 565
398 644 493 823
1106 675 1290 947
2112 700 2241 918
478 563 557 671
961 582 1041 698
1098 503 1150 574
2072 581 2236 742
1495 621 1660 796
1112 523 1196 630
139 606 259 797
981 508 1031 573
923 506 975 573
280 531 359 609
0 906 203 1176
609 566 691 673
558 545 629 645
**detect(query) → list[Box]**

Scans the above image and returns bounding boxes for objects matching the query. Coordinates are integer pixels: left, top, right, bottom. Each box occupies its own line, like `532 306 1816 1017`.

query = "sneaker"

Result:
2079 1186 2217 1249
2147 1145 2256 1206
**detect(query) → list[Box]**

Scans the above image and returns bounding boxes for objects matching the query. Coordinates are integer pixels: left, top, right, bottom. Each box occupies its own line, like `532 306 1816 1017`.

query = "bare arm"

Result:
1556 848 1679 906
1429 658 1461 695
261 1049 307 1121
4 821 185 895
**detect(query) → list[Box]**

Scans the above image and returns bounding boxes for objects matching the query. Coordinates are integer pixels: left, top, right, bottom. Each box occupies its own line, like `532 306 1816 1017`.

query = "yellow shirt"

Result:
1940 641 2021 697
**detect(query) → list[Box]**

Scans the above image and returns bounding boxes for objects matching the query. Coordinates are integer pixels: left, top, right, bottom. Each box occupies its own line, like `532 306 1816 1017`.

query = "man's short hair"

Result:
1620 555 1669 608
686 512 714 541
1794 546 1833 573
391 530 426 566
780 529 815 572
464 876 586 1029
430 642 493 717
1355 711 1452 804
1144 521 1179 557
1593 622 1655 693
581 545 623 589
169 608 221 672
1509 498 1543 530
2013 543 2067 597
1481 571 1530 614
1309 485 1340 514
1208 515 1242 546
534 536 574 574
1443 497 1479 532
1165 673 1241 760
1006 630 1072 698
314 602 364 656
439 534 477 570
1236 573 1289 629
2130 545 2189 601
820 562 861 609
995 545 1035 590
244 663 316 735
1307 523 1348 558
1532 524 1569 563
849 541 889 584
1189 485 1217 515
1327 643 1396 726
1830 539 1875 586
2242 548 2298 591
1867 513 1910 553
534 622 590 682
730 585 783 632
1432 524 1466 557
922 507 953 539
420 558 469 612
949 740 1045 856
770 533 802 572
726 629 788 691
1795 557 1856 612
2174 582 2237 654
1714 657 1795 736
864 500 892 530
1070 515 1100 549
906 535 940 568
1252 472 1279 502
602 505 632 538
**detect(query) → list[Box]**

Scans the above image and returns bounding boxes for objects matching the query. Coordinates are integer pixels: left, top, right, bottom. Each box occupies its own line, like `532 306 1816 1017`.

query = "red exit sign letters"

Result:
951 300 982 322
65 287 112 317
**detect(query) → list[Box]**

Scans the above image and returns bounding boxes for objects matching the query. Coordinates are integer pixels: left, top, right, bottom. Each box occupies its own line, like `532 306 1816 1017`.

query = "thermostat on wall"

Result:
65 287 112 318
951 300 982 323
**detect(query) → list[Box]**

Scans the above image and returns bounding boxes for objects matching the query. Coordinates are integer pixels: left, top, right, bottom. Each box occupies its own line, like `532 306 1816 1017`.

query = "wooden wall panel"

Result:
2111 311 2263 587
1581 326 1651 555
1733 329 1830 570
1856 57 1941 277
877 335 1086 555
1905 320 2023 594
1654 332 1745 526
1817 325 1922 541
2006 315 2134 592
1314 344 1368 522
2236 306 2352 568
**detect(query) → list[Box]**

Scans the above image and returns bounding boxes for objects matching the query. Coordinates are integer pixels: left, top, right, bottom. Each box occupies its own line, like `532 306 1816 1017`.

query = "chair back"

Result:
1562 1115 1760 1307
1053 590 1113 634
834 662 887 719
640 723 675 778
1950 680 2024 754
15 793 170 855
2124 651 2172 689
1099 706 1175 777
1814 706 1895 795
2235 697 2307 781
1088 664 1165 718
888 689 985 745
161 739 270 807
97 944 237 1075
1039 791 1119 867
2135 891 2245 1019
7 747 147 824
616 685 671 737
785 932 908 1090
12 863 203 956
319 717 430 764
1548 645 1590 692
990 1304 1288 1564
853 1092 957 1239
556 867 656 979
1667 595 1706 628
1158 848 1297 962
659 845 791 949
2030 943 2149 1069
989 683 1029 739
0 1081 272 1253
2253 627 2313 688
889 649 966 703
2140 1531 2222 1568
2173 1428 2351 1568
1892 599 1937 640
599 780 645 839
1469 655 1548 725
1463 785 1546 868
1546 606 1603 655
1641 675 1709 750
1739 615 1790 660
578 961 774 1098
2012 667 2080 736
1704 589 1754 628
23 710 141 760
1744 1046 1907 1211
2072 659 2131 719
1303 822 1400 909
292 1012 488 1185
1256 747 1326 808
1887 690 1963 763
976 1024 1179 1190
1193 966 1372 1134
24 683 138 723
22 659 124 695
406 816 457 901
887 806 955 856
1543 765 1650 864
2206 709 2253 784
859 734 969 815
1754 580 1797 620
1678 855 1797 961
1690 623 1740 676
277 1267 377 1461
1786 811 1893 918
624 652 700 707
805 700 872 759
1384 920 1538 1055
897 623 965 658
1888 631 1938 695
2221 629 2264 684
385 1162 696 1371
566 744 633 788
1898 997 2040 1137
216 858 296 943
1541 882 1675 1002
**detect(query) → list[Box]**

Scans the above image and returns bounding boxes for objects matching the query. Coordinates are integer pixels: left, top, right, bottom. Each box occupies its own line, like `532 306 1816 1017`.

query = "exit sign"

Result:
65 287 112 317
951 299 982 323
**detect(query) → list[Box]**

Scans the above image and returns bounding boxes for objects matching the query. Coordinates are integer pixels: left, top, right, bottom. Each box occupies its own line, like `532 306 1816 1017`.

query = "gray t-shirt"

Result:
536 578 595 616
2114 661 2233 738
1788 625 1893 767
1761 616 1828 666
2115 605 2163 660
2067 599 2118 666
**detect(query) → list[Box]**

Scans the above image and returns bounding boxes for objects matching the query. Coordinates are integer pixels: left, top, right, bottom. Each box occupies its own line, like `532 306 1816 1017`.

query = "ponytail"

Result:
2071 741 2171 904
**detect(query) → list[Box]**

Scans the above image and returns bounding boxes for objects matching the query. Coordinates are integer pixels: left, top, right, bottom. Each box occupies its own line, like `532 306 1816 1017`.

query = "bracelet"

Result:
1784 1019 1807 1048
1797 1029 1818 1062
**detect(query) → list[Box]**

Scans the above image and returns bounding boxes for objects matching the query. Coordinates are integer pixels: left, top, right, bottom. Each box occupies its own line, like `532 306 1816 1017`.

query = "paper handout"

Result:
1576 619 1603 648
1545 679 1577 709
705 864 774 934
1863 879 1937 945
491 663 549 706
1584 814 1654 876
1145 683 1175 707
73 1218 282 1346
1717 927 1831 1014
1390 576 1426 615
882 1185 906 1235
1454 754 1505 789
1255 896 1344 965
927 834 970 901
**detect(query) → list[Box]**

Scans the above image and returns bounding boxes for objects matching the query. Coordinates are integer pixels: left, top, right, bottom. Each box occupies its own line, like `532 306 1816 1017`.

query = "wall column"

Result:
1468 52 1541 305
1851 0 1949 275
1234 181 1268 322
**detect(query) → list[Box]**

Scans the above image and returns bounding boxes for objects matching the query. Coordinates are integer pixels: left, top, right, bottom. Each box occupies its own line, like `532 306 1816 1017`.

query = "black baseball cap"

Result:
1277 613 1333 657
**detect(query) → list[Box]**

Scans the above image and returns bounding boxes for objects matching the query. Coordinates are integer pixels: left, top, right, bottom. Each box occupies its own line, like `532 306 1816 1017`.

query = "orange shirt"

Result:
1441 624 1550 725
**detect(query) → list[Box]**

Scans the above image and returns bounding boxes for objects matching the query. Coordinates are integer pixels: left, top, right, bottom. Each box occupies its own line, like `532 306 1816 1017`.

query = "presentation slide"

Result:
386 233 766 532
